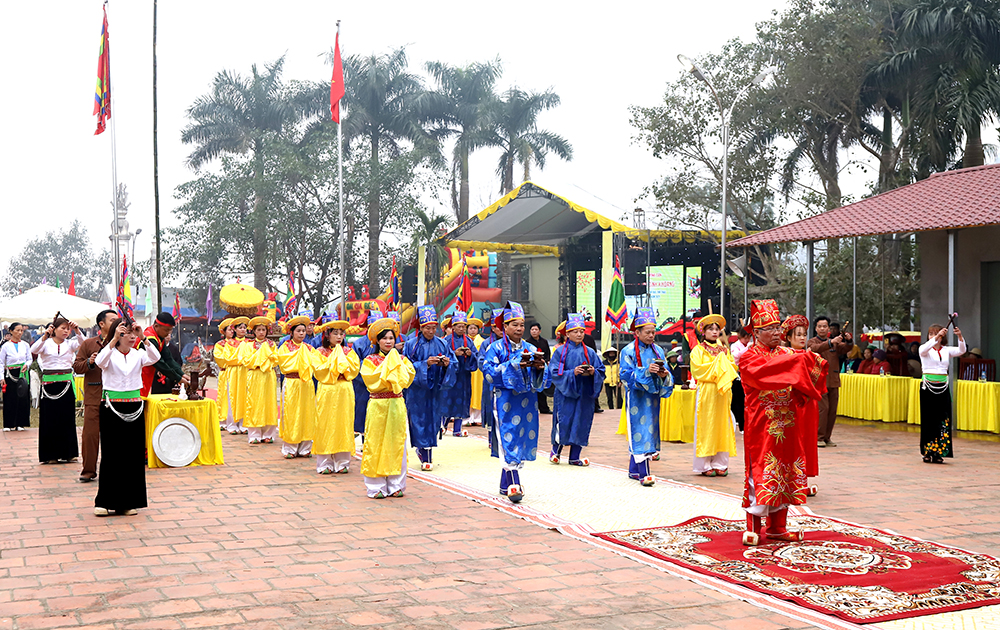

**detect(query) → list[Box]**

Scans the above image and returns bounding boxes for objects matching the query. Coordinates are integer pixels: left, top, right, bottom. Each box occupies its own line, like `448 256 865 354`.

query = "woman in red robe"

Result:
781 314 828 497
738 300 826 546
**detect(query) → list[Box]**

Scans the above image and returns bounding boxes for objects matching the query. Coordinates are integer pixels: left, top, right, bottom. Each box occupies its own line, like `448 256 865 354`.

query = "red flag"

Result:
93 6 111 135
173 293 182 321
457 258 473 314
330 32 345 123
68 272 76 296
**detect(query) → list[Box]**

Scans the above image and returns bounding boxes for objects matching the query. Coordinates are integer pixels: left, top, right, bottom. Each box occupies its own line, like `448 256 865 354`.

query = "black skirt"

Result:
95 400 147 512
3 368 30 429
38 381 79 462
919 382 953 458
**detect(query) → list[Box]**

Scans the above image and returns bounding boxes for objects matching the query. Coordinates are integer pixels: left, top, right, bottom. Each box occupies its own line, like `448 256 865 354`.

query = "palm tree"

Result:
484 88 573 194
409 209 451 297
425 59 502 223
181 57 302 291
340 47 442 292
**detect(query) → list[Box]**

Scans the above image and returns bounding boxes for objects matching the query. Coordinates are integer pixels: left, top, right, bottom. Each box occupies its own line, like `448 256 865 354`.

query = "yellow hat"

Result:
316 320 350 333
696 314 726 335
555 321 567 337
231 316 250 328
218 318 234 333
467 317 484 328
441 316 453 329
367 317 399 343
249 316 273 330
282 315 310 334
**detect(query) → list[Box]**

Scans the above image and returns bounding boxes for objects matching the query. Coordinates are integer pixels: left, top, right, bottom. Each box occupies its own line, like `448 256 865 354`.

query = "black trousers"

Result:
731 379 745 432
95 401 148 512
604 383 622 409
3 369 30 428
38 383 79 462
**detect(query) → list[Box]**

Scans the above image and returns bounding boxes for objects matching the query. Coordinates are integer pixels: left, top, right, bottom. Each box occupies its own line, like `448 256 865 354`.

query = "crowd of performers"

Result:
0 298 966 534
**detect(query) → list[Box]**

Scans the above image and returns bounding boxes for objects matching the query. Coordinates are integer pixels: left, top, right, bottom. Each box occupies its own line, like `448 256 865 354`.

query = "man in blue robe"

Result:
403 305 457 470
620 308 674 486
442 312 478 437
547 313 605 466
481 301 547 503
351 310 383 435
478 308 505 445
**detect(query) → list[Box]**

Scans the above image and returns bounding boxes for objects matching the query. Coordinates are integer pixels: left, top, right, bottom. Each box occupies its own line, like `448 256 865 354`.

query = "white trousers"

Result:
469 408 482 425
693 453 730 473
281 440 313 457
226 418 245 433
316 452 352 473
248 427 262 442
364 449 407 497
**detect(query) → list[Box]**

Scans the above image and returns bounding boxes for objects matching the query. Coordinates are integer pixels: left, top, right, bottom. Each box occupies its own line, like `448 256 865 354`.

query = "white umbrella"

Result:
0 285 111 328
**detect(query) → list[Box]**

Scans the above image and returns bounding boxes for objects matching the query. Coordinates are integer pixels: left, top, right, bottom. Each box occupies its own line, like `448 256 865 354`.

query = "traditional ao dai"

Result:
227 339 251 424
690 341 739 467
402 334 457 449
619 340 674 459
480 337 546 468
359 349 415 478
243 339 278 429
276 340 317 449
314 345 360 456
547 341 605 448
213 340 232 425
441 333 478 420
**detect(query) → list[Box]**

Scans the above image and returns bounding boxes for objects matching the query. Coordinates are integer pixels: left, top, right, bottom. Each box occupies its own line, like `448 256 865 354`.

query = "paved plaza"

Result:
2 412 999 630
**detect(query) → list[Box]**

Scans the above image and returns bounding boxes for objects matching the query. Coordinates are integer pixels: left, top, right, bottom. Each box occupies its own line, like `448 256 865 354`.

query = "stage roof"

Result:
729 163 1000 247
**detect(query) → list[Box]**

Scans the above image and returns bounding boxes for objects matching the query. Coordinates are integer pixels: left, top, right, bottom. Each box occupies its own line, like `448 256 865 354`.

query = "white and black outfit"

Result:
918 337 965 462
30 336 81 462
1 340 32 430
94 340 160 514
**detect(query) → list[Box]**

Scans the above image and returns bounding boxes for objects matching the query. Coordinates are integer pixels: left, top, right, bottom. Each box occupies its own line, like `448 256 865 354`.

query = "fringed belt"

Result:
370 392 402 399
103 389 144 422
41 371 75 400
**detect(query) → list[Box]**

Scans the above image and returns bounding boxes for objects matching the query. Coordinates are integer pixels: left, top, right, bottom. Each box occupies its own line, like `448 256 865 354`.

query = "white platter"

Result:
151 417 201 467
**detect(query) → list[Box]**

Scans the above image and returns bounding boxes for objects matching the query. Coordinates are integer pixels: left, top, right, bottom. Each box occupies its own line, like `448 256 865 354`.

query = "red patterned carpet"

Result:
593 515 1000 624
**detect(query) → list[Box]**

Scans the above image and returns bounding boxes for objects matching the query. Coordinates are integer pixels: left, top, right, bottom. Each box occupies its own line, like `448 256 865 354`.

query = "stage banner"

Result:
648 265 684 326
686 266 702 315
576 270 596 320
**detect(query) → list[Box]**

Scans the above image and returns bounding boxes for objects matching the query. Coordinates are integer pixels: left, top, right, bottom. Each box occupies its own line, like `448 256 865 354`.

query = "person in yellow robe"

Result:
690 314 738 477
226 316 251 434
214 318 235 431
360 318 415 499
467 318 485 426
276 316 318 458
313 319 360 474
244 316 278 445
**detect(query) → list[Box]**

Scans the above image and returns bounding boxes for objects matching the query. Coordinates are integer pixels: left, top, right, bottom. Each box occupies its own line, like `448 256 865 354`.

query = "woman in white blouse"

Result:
30 315 84 463
1 323 32 431
918 323 966 464
94 319 160 517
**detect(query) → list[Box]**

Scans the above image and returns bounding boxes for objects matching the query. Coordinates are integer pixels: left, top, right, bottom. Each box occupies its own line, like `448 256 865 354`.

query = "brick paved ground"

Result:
1 408 998 629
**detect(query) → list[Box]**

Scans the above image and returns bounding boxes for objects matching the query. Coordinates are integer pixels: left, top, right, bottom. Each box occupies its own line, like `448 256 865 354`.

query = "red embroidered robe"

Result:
738 343 826 508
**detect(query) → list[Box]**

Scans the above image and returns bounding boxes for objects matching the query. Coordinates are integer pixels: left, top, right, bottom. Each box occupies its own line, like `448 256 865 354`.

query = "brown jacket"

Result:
807 336 853 388
73 336 105 406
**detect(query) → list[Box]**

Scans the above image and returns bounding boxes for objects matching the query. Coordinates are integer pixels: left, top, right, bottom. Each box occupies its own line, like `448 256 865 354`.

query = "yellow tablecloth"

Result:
839 374 920 424
144 394 224 468
955 380 1000 433
616 388 697 443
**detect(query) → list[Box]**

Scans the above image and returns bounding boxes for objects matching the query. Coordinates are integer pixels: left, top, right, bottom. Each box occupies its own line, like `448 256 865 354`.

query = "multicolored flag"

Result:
68 272 76 296
283 271 297 318
388 256 399 309
145 285 153 316
116 256 134 321
205 283 214 322
456 257 472 315
330 31 345 123
173 292 182 321
605 255 628 332
93 6 111 135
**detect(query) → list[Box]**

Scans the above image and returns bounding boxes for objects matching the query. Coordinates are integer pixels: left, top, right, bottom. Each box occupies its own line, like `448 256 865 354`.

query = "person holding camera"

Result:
546 314 605 467
402 306 456 471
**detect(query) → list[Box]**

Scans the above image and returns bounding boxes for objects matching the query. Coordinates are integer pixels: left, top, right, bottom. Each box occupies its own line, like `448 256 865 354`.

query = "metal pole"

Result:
805 241 814 325
852 236 857 340
720 117 728 324
881 236 885 337
337 22 345 319
948 229 957 442
646 229 651 309
153 0 163 314
743 252 748 323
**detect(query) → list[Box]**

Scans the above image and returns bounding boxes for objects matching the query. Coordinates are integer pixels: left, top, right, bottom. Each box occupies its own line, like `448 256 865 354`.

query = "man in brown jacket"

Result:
72 309 117 483
807 316 853 447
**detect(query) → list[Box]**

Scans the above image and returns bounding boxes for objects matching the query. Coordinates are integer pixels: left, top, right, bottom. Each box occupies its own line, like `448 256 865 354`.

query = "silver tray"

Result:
151 417 201 467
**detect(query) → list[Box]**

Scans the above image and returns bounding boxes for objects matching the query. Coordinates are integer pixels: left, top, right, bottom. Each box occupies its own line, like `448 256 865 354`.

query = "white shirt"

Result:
30 337 81 371
0 340 31 368
96 341 161 392
918 338 966 375
731 339 750 361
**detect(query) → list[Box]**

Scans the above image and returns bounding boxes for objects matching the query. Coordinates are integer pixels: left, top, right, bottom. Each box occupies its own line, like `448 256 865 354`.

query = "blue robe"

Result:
547 341 606 448
403 334 457 449
351 335 378 433
479 333 502 433
619 340 674 457
442 333 478 419
481 337 546 467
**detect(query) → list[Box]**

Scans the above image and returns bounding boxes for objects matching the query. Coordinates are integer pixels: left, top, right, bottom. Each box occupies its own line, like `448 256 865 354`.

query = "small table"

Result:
616 388 697 443
144 394 224 468
839 373 919 423
955 380 1000 433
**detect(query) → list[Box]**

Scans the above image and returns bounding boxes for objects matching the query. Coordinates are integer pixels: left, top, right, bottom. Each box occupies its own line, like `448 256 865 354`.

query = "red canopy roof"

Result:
730 164 1000 247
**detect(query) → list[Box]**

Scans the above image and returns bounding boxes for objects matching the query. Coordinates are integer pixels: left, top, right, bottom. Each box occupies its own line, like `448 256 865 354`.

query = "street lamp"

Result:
131 228 142 269
677 54 773 324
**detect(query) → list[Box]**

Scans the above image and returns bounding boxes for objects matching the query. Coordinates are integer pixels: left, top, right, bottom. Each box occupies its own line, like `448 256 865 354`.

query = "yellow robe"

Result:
314 346 360 455
360 349 415 478
244 339 278 428
690 341 739 458
213 341 231 423
277 341 317 444
470 335 485 411
228 338 251 422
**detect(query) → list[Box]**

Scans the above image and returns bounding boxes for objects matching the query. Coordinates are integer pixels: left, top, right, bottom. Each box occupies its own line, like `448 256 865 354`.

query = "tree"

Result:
339 47 443 292
1 221 111 300
409 209 451 295
181 56 318 291
425 59 502 223
484 87 573 194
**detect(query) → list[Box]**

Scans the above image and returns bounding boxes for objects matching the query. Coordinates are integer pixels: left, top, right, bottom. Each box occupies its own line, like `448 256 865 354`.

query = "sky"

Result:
3 0 835 289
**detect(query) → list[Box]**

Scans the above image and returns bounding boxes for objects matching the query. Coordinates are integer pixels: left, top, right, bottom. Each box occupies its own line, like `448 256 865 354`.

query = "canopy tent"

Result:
0 285 110 328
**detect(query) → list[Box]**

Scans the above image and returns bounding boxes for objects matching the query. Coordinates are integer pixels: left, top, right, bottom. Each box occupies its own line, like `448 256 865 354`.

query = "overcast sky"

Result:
3 0 859 288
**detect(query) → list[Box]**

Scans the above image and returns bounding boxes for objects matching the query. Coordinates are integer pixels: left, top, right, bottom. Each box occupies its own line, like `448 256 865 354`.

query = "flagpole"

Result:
336 20 346 320
152 0 163 314
104 1 121 292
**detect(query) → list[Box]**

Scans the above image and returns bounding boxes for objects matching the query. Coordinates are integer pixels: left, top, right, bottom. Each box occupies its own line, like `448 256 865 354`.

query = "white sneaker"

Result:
121 509 138 516
94 507 109 516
